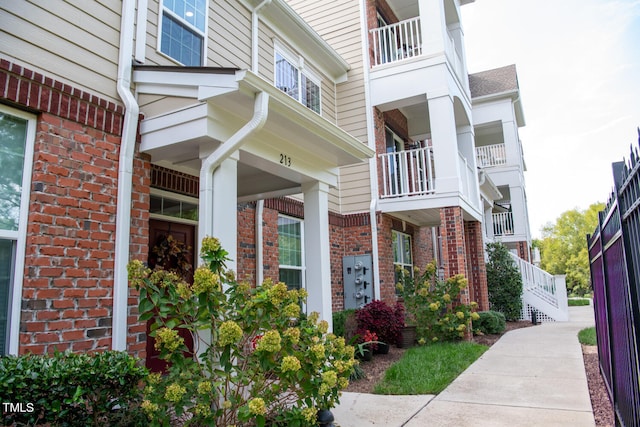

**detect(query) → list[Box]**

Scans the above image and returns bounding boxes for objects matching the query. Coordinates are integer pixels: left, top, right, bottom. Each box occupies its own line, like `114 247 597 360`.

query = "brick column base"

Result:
464 220 489 311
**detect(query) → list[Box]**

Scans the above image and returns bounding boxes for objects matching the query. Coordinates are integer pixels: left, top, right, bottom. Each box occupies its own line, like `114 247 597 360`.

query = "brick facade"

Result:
464 220 489 311
439 207 470 305
1 60 150 357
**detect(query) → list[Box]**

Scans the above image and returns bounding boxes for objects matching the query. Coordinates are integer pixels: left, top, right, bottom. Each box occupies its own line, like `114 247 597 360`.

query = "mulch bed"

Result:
346 322 615 427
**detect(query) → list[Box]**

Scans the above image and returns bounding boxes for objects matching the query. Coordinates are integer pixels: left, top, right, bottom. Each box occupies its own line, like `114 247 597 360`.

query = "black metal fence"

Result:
587 129 640 427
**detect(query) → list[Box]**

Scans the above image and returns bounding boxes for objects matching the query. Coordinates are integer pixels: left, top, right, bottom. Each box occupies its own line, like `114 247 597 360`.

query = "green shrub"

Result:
568 298 591 306
332 309 356 338
473 311 506 335
486 242 523 321
129 237 356 426
0 350 147 426
396 262 479 343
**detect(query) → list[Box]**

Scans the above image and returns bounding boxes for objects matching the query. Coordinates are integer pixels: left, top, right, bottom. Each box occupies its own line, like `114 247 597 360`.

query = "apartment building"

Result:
470 65 533 261
288 0 490 310
0 0 535 364
0 0 376 364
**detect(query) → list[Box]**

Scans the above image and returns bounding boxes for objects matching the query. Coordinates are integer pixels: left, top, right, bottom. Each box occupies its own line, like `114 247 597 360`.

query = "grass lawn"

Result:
579 326 597 346
373 342 488 395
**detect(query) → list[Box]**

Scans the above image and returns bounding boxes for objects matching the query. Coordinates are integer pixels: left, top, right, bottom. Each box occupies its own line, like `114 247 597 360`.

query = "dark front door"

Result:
146 220 196 373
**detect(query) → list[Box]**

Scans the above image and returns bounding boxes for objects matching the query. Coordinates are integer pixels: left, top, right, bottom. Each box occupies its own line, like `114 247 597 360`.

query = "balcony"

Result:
492 211 514 236
379 146 435 198
370 17 422 66
369 17 468 91
476 144 507 168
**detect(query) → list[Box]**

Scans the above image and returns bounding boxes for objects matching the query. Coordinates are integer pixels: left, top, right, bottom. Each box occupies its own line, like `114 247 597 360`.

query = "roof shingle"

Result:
468 64 519 98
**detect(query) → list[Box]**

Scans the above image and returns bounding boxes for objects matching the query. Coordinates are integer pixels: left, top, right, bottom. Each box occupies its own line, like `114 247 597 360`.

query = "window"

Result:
392 231 412 292
275 49 321 114
0 106 36 355
159 0 207 66
278 216 304 290
150 192 198 222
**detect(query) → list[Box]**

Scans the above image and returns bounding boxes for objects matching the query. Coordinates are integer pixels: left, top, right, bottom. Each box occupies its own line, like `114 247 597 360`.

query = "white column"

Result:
428 95 460 194
199 151 239 273
418 0 446 54
302 181 333 331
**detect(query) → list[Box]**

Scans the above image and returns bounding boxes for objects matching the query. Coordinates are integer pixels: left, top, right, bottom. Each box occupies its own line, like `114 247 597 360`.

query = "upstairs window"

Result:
160 0 207 66
275 48 321 114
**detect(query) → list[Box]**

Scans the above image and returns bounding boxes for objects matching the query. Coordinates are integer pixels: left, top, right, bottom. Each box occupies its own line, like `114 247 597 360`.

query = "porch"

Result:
132 66 374 329
377 143 481 225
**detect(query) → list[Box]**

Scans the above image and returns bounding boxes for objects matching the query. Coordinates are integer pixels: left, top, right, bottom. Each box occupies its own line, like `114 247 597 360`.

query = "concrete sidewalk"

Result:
333 305 596 427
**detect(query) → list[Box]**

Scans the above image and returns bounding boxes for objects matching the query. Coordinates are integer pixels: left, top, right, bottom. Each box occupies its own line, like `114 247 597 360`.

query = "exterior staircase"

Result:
509 253 569 322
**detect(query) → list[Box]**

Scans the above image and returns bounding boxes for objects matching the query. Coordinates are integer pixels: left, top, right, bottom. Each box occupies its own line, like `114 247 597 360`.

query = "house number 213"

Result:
280 154 292 167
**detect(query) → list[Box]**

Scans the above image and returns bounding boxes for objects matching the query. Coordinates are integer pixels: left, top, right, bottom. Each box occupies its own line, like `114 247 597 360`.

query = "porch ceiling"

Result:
133 66 374 199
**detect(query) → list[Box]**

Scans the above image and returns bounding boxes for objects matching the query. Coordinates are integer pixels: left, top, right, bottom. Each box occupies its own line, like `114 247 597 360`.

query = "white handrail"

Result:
379 146 434 198
370 17 422 66
492 212 514 236
509 252 558 308
476 144 507 168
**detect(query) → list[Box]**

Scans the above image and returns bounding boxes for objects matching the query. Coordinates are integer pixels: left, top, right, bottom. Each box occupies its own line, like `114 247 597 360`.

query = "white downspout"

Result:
198 91 269 250
252 0 272 73
256 199 264 285
113 0 140 351
251 1 270 285
359 0 381 298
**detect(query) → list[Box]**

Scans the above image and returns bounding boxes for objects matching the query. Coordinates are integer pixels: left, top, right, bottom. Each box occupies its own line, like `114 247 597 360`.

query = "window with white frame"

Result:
159 0 207 66
0 105 36 355
392 230 412 291
275 47 321 114
278 215 304 290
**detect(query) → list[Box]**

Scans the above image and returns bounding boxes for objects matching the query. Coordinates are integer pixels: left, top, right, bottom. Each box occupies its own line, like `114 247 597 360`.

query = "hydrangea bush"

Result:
128 237 356 426
396 262 479 343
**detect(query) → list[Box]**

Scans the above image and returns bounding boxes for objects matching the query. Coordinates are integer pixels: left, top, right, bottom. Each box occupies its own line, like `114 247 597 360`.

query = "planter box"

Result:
398 326 416 348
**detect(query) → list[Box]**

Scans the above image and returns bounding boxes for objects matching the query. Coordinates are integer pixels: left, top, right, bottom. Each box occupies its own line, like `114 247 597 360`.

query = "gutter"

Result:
251 1 270 284
198 91 269 247
359 0 381 298
112 0 140 351
252 0 272 73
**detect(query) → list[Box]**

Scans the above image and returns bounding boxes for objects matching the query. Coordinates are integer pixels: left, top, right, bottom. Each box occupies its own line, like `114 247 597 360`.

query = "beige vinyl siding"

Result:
288 0 371 214
0 0 121 103
145 0 252 69
338 163 371 213
207 0 251 69
288 191 340 214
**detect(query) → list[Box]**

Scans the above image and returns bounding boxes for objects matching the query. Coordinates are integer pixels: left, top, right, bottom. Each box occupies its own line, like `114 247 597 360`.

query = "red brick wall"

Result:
464 220 489 311
1 59 149 357
439 207 470 305
237 202 257 284
330 212 372 311
517 241 530 262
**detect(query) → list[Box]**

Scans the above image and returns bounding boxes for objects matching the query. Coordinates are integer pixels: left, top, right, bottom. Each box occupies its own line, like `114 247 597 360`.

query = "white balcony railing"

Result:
379 146 435 198
370 17 422 67
445 32 467 90
476 144 507 168
458 152 479 207
492 212 514 236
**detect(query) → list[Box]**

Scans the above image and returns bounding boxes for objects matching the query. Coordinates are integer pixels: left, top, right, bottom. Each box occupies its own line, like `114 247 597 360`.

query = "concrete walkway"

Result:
333 305 596 427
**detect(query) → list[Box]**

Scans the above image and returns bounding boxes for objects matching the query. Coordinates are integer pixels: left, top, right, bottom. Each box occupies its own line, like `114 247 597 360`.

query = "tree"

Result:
486 242 523 321
538 203 604 296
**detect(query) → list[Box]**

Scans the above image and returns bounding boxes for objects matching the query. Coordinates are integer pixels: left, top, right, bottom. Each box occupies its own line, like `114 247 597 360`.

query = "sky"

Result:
461 0 640 238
